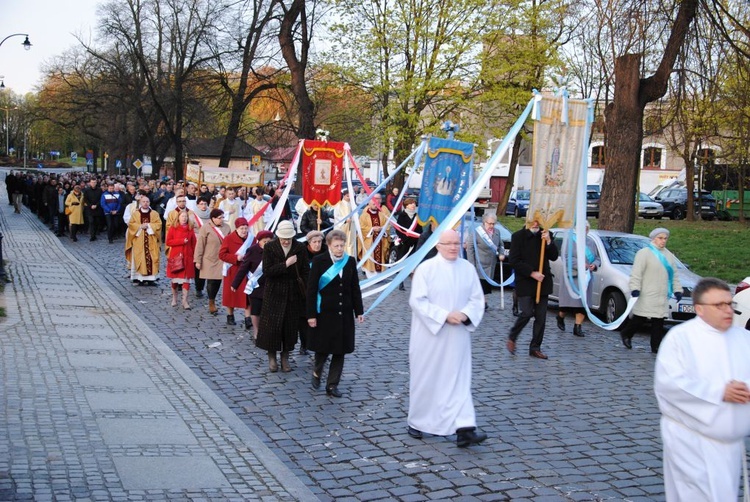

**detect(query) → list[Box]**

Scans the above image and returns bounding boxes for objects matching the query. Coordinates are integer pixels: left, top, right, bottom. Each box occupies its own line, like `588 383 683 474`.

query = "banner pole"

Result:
317 207 321 231
536 239 545 303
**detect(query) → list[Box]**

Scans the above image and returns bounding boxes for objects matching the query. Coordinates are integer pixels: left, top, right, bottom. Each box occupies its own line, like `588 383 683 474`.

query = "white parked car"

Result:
733 277 750 330
638 192 664 219
549 229 703 325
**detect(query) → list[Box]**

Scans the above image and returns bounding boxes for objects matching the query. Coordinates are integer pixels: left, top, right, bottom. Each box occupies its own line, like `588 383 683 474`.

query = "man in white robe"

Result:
655 277 750 501
407 229 487 447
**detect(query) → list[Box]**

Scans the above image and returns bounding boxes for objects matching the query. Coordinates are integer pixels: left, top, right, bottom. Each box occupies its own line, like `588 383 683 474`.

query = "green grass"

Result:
497 215 750 285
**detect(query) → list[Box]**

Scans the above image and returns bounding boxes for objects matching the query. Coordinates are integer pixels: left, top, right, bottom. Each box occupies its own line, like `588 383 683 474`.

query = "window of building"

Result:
591 145 605 167
643 147 662 169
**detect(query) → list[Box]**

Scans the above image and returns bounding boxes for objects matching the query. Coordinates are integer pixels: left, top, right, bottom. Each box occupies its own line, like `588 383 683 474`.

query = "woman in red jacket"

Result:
219 217 250 326
165 210 197 309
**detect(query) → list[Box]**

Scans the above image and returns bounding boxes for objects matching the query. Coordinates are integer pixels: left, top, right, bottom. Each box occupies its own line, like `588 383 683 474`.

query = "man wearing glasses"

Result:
654 277 750 501
620 227 682 353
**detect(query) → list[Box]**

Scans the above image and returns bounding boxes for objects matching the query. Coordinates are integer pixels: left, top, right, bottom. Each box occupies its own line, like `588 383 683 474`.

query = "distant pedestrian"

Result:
306 229 364 398
556 223 599 337
465 213 504 308
620 228 681 353
100 182 122 243
65 185 85 242
219 217 251 326
407 229 487 447
506 219 558 359
125 193 162 285
194 208 230 316
83 178 103 241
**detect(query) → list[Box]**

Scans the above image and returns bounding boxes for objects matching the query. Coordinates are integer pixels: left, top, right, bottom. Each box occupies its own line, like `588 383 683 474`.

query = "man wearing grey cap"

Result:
620 227 682 353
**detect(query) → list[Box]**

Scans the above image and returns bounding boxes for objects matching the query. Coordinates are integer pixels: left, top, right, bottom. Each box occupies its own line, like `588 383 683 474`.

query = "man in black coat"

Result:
83 178 103 241
506 219 559 359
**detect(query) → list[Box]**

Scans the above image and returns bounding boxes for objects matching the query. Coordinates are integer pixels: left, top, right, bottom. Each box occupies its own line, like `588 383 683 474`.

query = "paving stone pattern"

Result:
1 180 691 501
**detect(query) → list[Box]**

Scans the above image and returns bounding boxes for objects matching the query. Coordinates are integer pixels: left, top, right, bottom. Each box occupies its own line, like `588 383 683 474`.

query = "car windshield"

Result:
601 235 686 269
516 191 530 200
586 191 599 200
639 193 652 202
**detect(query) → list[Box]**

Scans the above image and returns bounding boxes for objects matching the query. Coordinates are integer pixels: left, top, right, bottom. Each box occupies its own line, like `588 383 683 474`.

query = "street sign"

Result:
133 159 143 169
116 160 122 169
86 159 93 167
71 152 78 163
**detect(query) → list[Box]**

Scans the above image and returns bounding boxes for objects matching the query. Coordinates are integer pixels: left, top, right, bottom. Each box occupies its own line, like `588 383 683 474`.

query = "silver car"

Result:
638 192 664 219
549 229 702 324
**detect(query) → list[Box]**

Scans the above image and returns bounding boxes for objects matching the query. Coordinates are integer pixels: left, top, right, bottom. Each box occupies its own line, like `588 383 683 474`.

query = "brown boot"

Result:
268 352 278 372
208 299 217 315
280 351 292 372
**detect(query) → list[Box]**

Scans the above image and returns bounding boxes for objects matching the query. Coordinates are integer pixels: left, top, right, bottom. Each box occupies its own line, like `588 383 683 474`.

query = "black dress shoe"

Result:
573 324 585 337
557 316 565 331
407 426 423 439
456 428 487 447
512 306 520 317
398 283 405 291
621 334 632 349
530 350 548 359
326 386 342 398
311 373 321 390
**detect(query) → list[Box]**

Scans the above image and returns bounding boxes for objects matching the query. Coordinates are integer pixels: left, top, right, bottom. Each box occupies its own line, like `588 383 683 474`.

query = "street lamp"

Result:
0 33 32 51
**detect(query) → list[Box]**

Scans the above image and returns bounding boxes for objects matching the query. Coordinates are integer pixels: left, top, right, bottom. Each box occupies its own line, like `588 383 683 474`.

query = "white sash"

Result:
475 225 499 254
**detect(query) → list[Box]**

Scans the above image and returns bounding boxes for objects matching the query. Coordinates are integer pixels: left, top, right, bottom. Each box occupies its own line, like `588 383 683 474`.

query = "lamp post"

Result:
0 33 32 51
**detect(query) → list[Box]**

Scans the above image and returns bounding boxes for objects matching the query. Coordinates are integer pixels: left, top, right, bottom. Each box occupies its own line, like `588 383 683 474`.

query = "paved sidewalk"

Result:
0 194 318 500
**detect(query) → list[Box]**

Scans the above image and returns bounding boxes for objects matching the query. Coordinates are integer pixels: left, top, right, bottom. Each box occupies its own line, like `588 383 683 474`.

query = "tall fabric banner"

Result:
527 95 590 229
301 140 344 206
417 137 475 226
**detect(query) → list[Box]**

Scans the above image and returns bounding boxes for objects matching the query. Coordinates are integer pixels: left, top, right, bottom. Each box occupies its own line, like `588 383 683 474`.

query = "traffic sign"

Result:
86 159 93 166
133 159 143 169
116 160 122 169
71 152 78 163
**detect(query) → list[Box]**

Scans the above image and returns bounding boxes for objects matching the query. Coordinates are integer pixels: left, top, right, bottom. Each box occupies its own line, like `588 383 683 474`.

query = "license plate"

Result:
701 206 710 210
679 304 695 313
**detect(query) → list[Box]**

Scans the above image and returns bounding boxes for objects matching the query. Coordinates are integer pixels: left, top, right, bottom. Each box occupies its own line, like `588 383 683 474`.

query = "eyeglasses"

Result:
696 301 737 310
437 242 461 247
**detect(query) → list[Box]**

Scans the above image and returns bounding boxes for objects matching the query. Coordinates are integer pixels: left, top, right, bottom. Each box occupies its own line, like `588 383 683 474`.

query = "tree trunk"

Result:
599 54 643 233
496 132 523 217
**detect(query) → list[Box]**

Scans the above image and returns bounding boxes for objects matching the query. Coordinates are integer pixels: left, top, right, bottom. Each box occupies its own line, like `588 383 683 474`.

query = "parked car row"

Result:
505 189 666 220
652 188 718 220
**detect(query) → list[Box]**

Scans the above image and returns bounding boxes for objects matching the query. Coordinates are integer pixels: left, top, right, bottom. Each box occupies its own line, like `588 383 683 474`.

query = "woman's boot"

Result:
171 284 178 307
208 299 217 315
268 351 278 372
226 308 236 325
181 289 191 310
244 317 252 330
280 351 292 372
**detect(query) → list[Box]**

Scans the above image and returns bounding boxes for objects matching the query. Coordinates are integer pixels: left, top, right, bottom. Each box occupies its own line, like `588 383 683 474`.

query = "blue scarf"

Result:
647 244 674 298
317 255 349 313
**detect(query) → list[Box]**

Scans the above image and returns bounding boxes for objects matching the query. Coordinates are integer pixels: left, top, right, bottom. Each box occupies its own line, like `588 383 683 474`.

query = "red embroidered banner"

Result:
301 140 344 206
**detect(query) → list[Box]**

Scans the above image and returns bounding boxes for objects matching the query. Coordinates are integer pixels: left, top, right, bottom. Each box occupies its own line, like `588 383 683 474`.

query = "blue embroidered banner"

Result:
417 137 474 226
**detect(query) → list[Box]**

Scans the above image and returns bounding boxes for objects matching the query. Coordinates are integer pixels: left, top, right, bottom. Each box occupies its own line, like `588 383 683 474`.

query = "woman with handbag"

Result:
64 185 85 242
219 217 250 326
165 210 197 309
194 209 230 315
256 220 309 373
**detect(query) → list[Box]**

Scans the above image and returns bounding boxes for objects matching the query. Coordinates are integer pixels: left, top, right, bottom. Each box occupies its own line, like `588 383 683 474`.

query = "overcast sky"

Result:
0 0 101 95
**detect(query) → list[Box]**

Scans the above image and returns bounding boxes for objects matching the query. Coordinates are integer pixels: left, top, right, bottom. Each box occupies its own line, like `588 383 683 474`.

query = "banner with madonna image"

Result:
527 94 590 229
417 137 475 226
301 139 344 207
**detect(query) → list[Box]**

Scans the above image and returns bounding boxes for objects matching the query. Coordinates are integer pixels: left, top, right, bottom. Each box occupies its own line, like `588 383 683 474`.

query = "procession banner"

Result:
417 137 475 226
186 163 201 183
301 139 344 206
527 94 590 229
201 167 263 187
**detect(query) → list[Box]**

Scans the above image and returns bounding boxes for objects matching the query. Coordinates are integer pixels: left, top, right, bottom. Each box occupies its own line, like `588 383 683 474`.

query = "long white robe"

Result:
655 317 750 501
408 254 485 436
334 199 356 257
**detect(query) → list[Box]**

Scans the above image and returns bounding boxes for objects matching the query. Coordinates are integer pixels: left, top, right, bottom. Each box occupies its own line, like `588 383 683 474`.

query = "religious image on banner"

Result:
301 140 344 206
417 137 474 226
527 95 590 229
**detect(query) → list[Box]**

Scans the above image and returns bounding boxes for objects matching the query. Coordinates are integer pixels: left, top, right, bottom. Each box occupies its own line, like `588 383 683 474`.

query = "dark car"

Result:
505 190 530 217
653 188 717 220
586 190 600 218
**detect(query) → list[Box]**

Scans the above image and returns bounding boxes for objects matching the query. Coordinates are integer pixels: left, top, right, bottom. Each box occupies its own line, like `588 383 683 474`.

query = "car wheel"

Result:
672 207 684 220
514 207 520 218
604 290 627 327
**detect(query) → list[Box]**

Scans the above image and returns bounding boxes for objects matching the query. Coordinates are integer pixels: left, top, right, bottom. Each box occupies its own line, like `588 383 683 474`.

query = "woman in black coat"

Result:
256 220 309 373
306 229 364 398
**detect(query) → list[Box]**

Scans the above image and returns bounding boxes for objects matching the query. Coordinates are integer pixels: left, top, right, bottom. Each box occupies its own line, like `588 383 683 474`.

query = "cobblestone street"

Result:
46 210 671 501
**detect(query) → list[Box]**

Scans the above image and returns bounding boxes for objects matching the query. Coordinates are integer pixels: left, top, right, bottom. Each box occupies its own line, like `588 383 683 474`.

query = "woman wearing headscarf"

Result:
256 220 309 373
219 217 250 326
165 210 197 310
232 230 274 337
306 229 364 398
194 208 230 315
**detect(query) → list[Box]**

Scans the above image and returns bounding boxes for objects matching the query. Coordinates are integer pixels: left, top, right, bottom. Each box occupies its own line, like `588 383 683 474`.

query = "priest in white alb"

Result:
407 229 487 447
654 277 750 501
